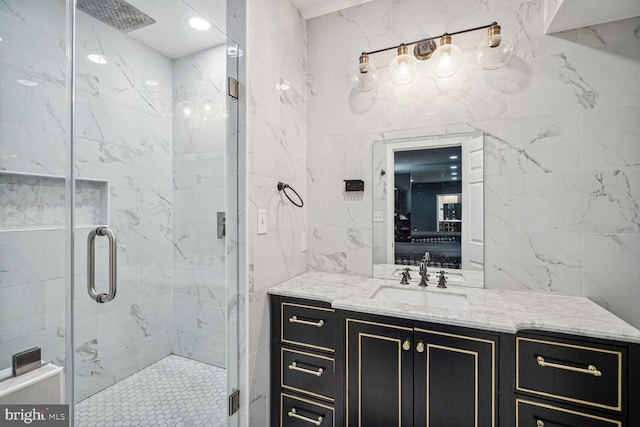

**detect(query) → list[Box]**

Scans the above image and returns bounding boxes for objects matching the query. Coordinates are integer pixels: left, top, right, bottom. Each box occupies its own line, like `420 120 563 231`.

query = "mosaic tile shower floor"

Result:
75 355 227 427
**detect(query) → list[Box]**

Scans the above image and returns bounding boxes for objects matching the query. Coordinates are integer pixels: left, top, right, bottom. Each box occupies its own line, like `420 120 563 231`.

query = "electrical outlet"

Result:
258 210 267 235
301 231 307 252
373 211 384 222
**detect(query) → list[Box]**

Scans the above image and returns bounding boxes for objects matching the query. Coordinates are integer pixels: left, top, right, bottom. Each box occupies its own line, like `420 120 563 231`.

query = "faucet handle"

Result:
437 271 447 288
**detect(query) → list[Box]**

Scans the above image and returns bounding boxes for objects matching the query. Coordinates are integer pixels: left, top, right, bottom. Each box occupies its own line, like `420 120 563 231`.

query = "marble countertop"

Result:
268 271 640 344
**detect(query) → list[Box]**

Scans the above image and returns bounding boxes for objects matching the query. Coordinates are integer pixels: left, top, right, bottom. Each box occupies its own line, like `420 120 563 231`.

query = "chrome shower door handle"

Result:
87 226 118 303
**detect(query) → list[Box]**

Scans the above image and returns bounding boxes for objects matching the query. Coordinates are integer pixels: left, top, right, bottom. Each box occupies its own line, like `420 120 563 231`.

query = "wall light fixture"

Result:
351 53 378 92
353 22 513 92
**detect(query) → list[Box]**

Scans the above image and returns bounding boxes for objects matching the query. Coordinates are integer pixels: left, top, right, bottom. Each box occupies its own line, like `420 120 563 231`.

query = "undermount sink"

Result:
370 285 468 309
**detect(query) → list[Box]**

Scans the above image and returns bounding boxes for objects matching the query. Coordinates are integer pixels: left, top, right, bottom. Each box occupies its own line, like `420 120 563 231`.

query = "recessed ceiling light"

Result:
450 165 457 169
88 54 107 64
449 155 458 159
452 177 458 180
145 80 159 87
0 36 4 43
17 79 38 87
451 172 458 176
410 179 414 182
188 17 210 31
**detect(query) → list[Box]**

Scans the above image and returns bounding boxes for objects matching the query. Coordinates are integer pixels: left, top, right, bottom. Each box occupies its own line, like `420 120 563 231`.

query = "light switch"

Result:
301 231 307 252
373 211 384 222
258 210 267 235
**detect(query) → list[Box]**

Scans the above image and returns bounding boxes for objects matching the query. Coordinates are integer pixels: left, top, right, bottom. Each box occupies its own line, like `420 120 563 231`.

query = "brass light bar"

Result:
362 21 499 57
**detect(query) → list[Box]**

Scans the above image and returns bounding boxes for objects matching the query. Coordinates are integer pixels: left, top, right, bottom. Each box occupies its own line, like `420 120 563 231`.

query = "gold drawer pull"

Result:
536 420 544 427
416 341 425 353
288 408 323 425
289 361 324 377
536 356 602 377
289 316 325 327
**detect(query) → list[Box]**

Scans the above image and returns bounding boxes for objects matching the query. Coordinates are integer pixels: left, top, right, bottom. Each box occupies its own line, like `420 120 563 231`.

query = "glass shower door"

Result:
0 0 71 399
71 1 239 425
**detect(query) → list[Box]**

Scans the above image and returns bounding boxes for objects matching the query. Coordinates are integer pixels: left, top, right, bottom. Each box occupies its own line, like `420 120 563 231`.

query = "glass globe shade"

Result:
432 43 462 78
388 47 417 86
476 33 514 70
351 61 378 92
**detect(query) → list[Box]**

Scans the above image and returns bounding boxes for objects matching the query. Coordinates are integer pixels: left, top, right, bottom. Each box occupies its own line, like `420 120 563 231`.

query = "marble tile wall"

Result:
305 1 640 329
72 11 174 401
0 0 69 373
172 45 229 367
246 0 308 424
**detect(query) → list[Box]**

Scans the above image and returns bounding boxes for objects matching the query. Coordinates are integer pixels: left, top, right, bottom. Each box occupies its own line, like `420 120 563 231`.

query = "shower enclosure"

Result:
0 0 240 425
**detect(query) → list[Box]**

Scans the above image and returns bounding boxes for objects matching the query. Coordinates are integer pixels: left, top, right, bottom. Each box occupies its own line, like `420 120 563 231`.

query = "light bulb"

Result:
476 24 514 70
432 35 462 78
199 97 216 120
351 53 378 92
388 45 417 86
175 100 198 120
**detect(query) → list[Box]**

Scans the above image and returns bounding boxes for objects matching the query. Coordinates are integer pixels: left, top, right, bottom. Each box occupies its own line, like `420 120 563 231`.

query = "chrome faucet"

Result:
437 271 447 289
400 268 412 285
418 256 429 287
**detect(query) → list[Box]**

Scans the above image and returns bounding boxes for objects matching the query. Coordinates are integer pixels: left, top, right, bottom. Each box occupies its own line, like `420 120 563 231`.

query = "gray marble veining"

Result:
269 272 640 344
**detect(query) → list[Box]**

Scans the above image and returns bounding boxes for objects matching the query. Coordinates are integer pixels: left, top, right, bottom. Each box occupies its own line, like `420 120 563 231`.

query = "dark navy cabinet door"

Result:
345 317 414 427
413 327 497 427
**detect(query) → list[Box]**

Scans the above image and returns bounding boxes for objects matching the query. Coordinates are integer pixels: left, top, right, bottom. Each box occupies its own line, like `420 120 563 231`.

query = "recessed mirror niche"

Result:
372 133 484 287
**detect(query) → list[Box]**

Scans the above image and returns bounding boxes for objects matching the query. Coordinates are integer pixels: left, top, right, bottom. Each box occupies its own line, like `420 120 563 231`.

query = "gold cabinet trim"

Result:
358 332 402 427
281 302 335 353
417 328 496 427
415 328 496 345
346 318 410 427
280 392 335 427
348 318 413 332
426 344 479 427
515 337 623 412
515 399 622 427
283 302 336 313
281 347 335 402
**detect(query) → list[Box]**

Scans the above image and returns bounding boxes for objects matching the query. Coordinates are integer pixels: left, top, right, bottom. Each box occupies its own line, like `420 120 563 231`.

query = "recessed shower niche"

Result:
0 171 109 231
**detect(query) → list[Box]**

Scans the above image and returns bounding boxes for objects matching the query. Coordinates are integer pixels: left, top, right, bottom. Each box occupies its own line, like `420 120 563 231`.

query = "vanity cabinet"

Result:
271 296 341 427
510 331 634 427
270 294 640 427
344 312 498 427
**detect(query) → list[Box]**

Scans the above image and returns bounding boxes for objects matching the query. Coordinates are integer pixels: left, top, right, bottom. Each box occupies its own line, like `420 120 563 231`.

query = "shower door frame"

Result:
63 0 242 424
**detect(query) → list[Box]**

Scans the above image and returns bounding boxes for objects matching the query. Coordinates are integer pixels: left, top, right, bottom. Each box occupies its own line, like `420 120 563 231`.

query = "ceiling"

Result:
291 0 374 19
79 0 228 59
394 147 462 184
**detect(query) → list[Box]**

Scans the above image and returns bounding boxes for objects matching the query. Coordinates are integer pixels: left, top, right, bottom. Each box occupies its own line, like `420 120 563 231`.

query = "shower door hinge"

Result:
229 389 240 415
228 77 239 99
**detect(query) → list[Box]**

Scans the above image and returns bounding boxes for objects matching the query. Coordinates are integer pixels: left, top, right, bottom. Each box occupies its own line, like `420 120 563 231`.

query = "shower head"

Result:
77 0 156 33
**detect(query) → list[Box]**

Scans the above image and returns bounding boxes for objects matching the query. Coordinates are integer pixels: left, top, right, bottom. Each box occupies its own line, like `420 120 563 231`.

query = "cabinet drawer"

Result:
516 336 624 412
281 393 334 427
281 302 335 352
516 399 623 427
282 348 335 401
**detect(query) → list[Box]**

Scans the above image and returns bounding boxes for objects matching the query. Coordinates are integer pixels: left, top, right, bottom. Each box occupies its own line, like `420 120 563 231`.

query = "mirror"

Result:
373 133 484 287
